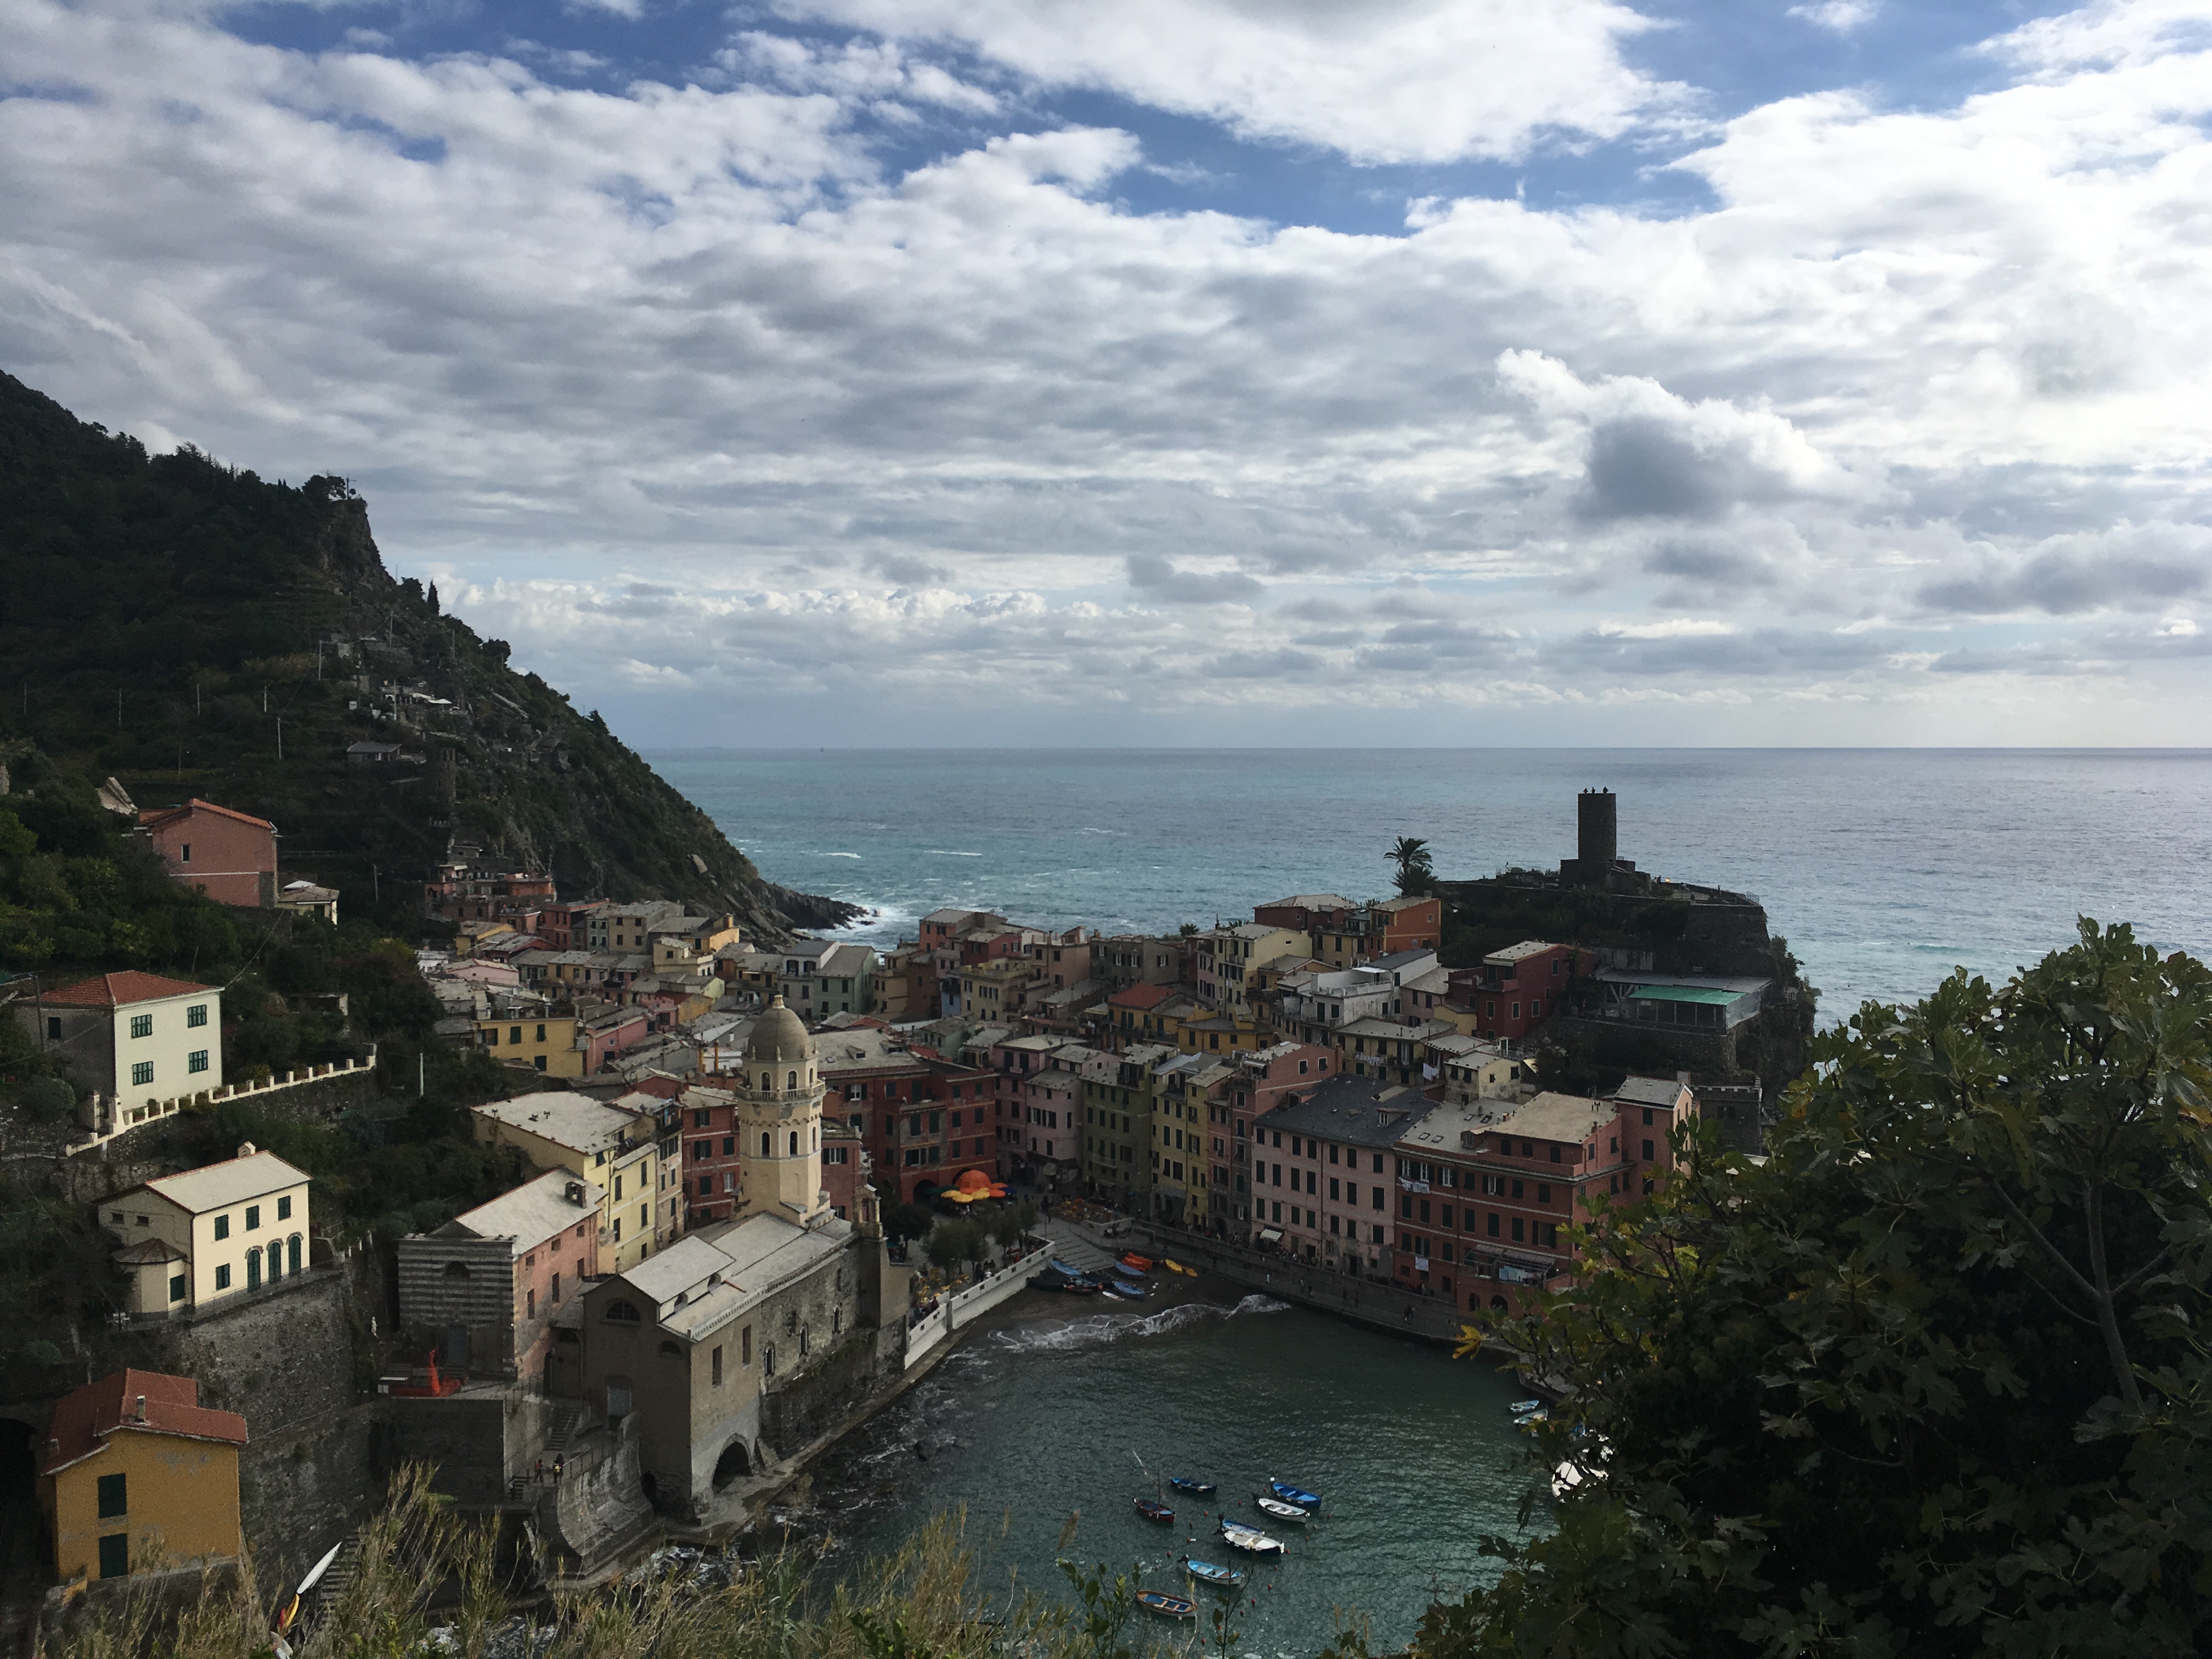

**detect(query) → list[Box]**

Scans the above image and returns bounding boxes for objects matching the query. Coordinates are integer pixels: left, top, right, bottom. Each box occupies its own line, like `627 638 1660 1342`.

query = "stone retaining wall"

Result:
1101 1224 1470 1345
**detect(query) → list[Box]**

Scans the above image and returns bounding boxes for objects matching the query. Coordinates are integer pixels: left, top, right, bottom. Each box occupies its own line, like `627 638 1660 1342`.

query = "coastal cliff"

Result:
0 370 855 937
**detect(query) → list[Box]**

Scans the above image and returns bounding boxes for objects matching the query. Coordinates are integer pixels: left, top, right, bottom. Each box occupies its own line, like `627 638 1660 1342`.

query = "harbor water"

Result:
655 747 2212 1014
795 1286 1537 1654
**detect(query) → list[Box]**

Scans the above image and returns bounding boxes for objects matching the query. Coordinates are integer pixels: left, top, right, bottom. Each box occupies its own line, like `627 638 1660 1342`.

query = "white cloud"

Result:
1787 1 1880 34
3 0 2211 740
772 0 1677 163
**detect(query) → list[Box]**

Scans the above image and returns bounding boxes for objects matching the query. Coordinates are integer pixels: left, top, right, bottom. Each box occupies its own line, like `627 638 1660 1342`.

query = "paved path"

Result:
1040 1221 1122 1277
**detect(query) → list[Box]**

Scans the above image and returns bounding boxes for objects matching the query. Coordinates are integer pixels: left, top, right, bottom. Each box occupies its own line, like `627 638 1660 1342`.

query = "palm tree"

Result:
1389 836 1435 895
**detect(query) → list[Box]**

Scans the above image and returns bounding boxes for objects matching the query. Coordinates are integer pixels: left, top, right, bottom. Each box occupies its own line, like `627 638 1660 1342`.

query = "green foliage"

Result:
986 1200 1039 1250
924 1220 988 1275
1425 919 2212 1659
883 1201 935 1243
0 1179 124 1392
1390 836 1435 896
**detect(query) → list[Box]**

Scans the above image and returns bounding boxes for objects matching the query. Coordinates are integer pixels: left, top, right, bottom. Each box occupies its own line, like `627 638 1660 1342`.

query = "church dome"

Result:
744 995 813 1066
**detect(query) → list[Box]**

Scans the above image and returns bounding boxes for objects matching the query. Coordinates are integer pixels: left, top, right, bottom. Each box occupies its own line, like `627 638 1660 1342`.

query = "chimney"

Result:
566 1181 584 1206
238 1141 256 1158
133 1395 147 1422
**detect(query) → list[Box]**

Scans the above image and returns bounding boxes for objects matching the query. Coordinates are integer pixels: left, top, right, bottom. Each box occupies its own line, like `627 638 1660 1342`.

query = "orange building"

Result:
38 1368 247 1583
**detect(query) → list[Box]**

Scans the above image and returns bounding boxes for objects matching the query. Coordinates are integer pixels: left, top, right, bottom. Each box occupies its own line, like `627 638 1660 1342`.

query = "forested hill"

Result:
0 370 854 936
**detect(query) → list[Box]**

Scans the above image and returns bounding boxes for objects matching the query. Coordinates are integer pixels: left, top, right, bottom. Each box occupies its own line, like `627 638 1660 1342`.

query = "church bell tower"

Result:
735 996 829 1226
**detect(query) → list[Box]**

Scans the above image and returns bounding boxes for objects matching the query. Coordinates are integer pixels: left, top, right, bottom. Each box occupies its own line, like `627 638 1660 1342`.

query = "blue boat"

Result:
1218 1521 1285 1558
1112 1261 1147 1279
1181 1557 1245 1589
1100 1279 1147 1300
1049 1259 1092 1278
1169 1476 1217 1497
1268 1479 1321 1510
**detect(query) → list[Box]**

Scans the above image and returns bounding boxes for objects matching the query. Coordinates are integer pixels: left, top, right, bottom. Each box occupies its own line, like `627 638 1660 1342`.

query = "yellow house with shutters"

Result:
101 1147 313 1315
471 1091 667 1272
38 1368 246 1584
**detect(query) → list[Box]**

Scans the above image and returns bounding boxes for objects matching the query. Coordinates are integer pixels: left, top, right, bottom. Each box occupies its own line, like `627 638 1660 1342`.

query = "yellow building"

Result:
471 1091 665 1272
473 1009 583 1076
1177 1013 1267 1059
102 1147 312 1314
958 957 1036 1026
38 1368 246 1583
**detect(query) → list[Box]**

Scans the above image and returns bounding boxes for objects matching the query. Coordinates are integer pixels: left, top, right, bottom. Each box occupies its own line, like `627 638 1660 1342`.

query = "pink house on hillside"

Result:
138 800 278 909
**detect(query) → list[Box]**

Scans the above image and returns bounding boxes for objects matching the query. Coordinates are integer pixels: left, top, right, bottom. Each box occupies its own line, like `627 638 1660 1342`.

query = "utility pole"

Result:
418 1050 425 1098
117 688 123 727
276 718 283 761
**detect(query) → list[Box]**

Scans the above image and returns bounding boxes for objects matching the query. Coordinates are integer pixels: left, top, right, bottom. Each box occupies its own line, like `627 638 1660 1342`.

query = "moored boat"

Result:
1268 1479 1322 1509
1135 1497 1175 1524
1170 1476 1217 1496
1218 1521 1285 1557
1254 1495 1309 1522
1136 1590 1196 1620
1164 1259 1196 1276
1508 1398 1542 1415
1100 1279 1146 1300
1119 1252 1155 1271
1181 1557 1245 1589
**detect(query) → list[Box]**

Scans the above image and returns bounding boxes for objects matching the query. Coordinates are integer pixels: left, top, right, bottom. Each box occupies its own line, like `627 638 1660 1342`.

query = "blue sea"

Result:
650 749 2212 1017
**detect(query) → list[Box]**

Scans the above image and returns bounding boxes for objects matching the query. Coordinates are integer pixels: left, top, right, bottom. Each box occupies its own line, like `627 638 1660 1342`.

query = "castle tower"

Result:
734 996 830 1226
1577 788 1617 874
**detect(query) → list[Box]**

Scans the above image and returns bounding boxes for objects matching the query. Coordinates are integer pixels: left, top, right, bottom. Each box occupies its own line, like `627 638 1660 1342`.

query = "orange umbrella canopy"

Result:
955 1169 993 1193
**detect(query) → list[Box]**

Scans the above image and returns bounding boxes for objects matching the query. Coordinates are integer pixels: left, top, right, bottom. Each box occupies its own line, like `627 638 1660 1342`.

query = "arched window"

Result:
788 1131 799 1156
811 1126 818 1152
443 1261 471 1279
245 1247 262 1291
658 1340 682 1357
760 1071 771 1091
787 1070 798 1090
760 1131 772 1158
287 1234 302 1276
605 1300 642 1322
265 1243 281 1283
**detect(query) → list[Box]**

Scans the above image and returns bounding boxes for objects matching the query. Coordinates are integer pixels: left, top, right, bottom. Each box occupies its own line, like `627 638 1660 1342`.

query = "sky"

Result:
4 0 2211 747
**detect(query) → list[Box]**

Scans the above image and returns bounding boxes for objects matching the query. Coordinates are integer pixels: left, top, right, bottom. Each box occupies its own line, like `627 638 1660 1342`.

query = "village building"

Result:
569 998 888 1518
1251 1076 1434 1269
1214 1041 1336 1234
37 1369 248 1585
1450 941 1596 1045
1079 1043 1171 1210
101 1146 312 1314
396 1169 604 1385
16 971 223 1124
134 798 279 909
471 1093 669 1272
776 939 876 1019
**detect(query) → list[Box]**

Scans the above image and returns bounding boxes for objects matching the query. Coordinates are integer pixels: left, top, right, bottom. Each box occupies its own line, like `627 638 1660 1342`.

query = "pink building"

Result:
1252 1074 1435 1273
137 800 278 909
1216 1041 1337 1237
396 1168 603 1387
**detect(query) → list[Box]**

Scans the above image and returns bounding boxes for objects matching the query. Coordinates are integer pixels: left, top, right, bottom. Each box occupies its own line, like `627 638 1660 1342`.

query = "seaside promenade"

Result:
1053 1216 1472 1346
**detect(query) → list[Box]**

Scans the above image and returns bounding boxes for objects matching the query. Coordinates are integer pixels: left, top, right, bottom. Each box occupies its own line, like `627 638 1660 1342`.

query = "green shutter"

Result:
97 1472 127 1518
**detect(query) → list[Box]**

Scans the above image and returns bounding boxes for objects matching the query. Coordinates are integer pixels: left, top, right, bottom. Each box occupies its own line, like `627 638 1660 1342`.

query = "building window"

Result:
97 1473 127 1519
129 1014 153 1040
277 1195 291 1220
742 1325 753 1364
215 1214 230 1240
216 1263 232 1289
98 1533 129 1579
188 1003 208 1029
188 1049 210 1074
168 1273 185 1302
527 1288 537 1317
605 1300 641 1322
131 1062 154 1087
245 1205 261 1232
713 1345 724 1385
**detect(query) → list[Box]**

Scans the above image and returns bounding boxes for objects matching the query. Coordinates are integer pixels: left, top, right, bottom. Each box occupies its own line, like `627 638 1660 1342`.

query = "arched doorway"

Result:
1488 1295 1508 1312
712 1438 751 1489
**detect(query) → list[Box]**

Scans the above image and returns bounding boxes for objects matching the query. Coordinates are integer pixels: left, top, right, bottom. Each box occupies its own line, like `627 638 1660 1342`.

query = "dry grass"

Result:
52 1469 1209 1659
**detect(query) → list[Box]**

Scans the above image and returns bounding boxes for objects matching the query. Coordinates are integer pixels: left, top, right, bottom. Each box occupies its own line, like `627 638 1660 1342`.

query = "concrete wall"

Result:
162 1268 362 1438
238 1403 388 1595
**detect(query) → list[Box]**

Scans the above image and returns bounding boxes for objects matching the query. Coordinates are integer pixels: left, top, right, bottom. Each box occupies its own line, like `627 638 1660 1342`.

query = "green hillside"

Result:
0 370 853 936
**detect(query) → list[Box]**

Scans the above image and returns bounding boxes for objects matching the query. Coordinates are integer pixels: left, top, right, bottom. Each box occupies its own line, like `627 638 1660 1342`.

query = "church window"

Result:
788 1131 799 1156
760 1132 772 1157
787 1070 798 1090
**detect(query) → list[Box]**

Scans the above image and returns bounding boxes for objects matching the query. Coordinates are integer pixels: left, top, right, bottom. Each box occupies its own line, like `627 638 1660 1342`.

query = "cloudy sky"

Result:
5 0 2211 746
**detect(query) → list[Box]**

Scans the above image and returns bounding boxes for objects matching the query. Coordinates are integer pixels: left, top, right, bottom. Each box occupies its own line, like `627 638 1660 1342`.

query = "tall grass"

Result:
53 1468 1213 1659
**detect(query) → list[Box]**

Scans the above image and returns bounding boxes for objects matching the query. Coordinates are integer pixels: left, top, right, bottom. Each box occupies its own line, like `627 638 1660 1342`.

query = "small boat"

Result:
1254 1496 1309 1523
1268 1479 1322 1509
1164 1259 1196 1276
1508 1399 1542 1415
1218 1521 1285 1557
1049 1259 1093 1278
1181 1557 1245 1589
1169 1476 1217 1497
1134 1498 1175 1524
1119 1252 1154 1271
1100 1280 1147 1301
1136 1590 1196 1621
1516 1410 1549 1430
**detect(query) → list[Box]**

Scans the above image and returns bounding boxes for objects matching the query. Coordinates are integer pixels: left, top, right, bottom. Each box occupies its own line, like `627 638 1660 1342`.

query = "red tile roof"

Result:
40 1368 247 1477
1109 982 1176 1010
42 972 216 1008
137 798 276 833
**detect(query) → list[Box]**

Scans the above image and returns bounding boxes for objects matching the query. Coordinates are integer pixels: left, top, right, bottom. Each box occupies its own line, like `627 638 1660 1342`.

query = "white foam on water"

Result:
990 1301 1239 1353
821 851 862 859
1228 1294 1292 1317
927 849 984 856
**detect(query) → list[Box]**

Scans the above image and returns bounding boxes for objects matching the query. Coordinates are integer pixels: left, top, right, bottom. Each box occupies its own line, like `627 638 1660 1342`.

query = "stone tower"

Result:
735 996 830 1226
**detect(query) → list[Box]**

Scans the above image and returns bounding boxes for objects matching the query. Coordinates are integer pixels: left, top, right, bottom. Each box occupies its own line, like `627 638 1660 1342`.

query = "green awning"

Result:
1628 985 1742 1006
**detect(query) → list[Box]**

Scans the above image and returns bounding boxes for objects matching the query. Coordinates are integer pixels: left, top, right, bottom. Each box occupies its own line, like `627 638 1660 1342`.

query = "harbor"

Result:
779 1256 1543 1652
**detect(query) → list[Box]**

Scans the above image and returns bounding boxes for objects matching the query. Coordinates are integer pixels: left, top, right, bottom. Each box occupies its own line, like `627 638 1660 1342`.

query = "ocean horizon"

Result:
650 747 2212 1018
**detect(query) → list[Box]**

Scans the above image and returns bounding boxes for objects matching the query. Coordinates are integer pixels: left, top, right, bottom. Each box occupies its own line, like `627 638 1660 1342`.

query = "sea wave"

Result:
822 851 862 859
927 849 984 857
1228 1294 1292 1317
990 1301 1240 1353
